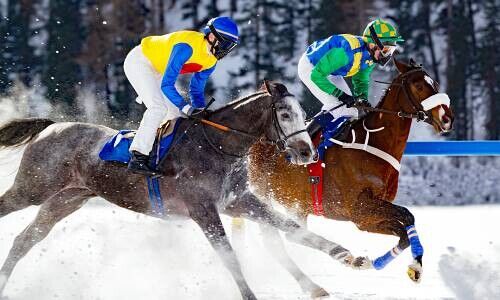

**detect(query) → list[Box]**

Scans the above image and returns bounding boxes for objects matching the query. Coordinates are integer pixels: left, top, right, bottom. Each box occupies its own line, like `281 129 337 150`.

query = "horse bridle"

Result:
200 93 307 157
357 67 440 125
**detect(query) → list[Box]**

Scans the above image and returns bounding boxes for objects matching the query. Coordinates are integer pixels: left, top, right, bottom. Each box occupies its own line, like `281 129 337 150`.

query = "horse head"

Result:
393 58 454 134
261 80 317 164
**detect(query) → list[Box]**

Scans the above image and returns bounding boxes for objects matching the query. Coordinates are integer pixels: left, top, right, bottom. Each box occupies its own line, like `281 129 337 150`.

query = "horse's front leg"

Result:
259 223 330 299
187 201 256 300
352 191 423 282
224 193 371 270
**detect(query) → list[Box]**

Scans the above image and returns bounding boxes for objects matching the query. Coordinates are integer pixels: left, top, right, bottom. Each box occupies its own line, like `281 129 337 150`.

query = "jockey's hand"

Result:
181 104 206 118
355 98 372 108
337 93 356 108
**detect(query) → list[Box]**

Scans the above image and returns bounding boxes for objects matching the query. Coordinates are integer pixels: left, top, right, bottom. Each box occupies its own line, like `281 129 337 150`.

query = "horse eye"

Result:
281 113 291 119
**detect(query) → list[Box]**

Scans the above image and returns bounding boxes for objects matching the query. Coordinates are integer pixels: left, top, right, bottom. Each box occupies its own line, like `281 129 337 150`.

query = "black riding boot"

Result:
127 151 158 176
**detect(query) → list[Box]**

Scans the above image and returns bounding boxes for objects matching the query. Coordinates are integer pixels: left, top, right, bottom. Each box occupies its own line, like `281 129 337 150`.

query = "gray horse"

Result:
0 81 368 299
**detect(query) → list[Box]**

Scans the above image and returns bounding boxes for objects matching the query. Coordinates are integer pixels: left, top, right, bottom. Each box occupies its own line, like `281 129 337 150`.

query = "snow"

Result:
0 152 499 299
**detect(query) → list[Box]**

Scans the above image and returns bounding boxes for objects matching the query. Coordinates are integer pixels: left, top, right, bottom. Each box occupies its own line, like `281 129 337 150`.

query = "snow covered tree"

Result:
0 0 36 91
0 12 8 92
81 0 146 118
440 0 472 140
41 0 85 112
387 0 441 82
230 0 302 92
479 0 500 140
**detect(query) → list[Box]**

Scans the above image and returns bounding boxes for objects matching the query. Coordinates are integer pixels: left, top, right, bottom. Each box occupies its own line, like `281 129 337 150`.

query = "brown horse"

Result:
244 59 454 290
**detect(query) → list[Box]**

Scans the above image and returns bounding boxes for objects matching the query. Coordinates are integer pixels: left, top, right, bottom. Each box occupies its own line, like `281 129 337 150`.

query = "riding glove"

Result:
337 93 356 107
181 104 205 118
355 98 372 108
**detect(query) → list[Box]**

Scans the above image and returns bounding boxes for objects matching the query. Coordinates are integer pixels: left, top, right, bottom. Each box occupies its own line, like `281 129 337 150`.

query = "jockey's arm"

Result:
310 48 349 98
351 64 375 100
161 43 193 109
189 65 216 108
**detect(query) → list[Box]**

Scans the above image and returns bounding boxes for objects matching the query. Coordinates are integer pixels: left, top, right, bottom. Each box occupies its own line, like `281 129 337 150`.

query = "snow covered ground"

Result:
0 149 499 300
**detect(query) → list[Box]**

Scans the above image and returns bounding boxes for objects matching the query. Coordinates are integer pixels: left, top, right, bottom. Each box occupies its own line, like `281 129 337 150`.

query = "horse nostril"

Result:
313 153 319 162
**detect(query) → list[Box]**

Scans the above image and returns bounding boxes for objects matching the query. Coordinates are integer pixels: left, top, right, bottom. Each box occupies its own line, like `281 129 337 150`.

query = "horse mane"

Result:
212 90 269 113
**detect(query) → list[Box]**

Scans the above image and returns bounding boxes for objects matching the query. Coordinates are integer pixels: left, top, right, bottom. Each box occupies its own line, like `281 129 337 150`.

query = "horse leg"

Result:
225 194 371 270
351 191 423 282
0 187 32 218
187 202 256 300
259 223 329 298
0 188 90 294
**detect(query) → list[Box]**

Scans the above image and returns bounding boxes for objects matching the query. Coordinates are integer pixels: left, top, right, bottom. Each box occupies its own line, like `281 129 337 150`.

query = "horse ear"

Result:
394 57 410 74
262 80 290 98
409 58 416 66
263 79 274 96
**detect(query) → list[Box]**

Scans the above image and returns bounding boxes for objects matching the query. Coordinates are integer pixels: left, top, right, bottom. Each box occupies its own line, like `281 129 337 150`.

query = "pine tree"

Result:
1 0 36 91
0 12 8 92
388 0 440 81
230 0 301 92
440 0 472 140
479 0 500 139
81 0 145 118
181 0 202 29
42 0 85 113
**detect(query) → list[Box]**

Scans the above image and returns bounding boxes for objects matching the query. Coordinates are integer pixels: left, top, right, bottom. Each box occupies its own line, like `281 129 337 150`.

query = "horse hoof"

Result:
351 256 373 270
407 261 423 283
311 287 330 299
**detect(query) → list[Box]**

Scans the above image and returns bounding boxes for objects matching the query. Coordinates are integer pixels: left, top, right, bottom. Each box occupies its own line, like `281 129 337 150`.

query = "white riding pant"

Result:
123 46 182 155
297 53 358 119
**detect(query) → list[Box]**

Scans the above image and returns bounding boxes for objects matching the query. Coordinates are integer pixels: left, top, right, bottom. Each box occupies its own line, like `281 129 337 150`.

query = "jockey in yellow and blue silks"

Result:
123 16 239 176
298 18 404 119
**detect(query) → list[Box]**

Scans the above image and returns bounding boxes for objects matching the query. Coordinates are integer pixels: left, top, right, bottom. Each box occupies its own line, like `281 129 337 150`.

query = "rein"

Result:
197 94 307 158
358 68 437 122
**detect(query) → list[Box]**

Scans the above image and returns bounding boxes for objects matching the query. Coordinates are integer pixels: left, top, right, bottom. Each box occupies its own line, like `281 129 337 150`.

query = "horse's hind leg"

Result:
187 201 256 300
0 188 91 294
259 223 329 299
351 191 423 282
0 187 31 218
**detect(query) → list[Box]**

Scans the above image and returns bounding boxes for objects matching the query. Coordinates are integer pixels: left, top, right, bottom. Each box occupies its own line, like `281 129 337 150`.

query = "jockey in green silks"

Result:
298 18 404 119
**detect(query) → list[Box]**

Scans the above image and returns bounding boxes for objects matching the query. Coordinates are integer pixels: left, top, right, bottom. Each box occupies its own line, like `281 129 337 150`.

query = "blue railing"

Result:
404 141 500 156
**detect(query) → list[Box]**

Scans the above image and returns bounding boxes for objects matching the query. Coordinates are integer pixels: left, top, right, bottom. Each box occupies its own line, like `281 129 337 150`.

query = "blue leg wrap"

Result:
373 246 402 270
406 225 424 258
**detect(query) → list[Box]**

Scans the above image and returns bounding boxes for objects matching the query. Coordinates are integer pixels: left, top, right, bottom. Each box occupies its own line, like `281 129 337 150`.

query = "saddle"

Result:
99 119 181 167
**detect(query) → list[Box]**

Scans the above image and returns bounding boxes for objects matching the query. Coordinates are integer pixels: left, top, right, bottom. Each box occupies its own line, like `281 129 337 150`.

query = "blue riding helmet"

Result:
203 16 239 59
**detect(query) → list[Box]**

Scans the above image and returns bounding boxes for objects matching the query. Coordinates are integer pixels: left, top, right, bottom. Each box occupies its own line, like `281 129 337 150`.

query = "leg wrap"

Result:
406 225 424 258
373 246 402 270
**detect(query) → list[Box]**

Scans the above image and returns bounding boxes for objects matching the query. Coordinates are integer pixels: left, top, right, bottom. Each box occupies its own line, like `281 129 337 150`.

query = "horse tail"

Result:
0 118 55 148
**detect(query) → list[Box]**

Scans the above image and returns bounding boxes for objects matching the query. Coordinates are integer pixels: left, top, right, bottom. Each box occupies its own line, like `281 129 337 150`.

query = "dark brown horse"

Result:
243 59 454 292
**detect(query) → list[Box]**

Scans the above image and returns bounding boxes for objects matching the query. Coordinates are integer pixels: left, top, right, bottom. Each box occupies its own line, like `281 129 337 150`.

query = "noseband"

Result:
360 68 446 126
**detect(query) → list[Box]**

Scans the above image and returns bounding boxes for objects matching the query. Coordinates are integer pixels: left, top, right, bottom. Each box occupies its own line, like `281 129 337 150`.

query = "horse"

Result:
239 59 454 296
0 81 371 300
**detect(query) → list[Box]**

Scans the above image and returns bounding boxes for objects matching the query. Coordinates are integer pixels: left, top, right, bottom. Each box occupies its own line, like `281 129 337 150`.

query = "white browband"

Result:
421 93 450 111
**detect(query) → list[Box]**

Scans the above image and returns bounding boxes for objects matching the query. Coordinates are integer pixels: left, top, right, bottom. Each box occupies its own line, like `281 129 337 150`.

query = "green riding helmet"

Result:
362 18 404 45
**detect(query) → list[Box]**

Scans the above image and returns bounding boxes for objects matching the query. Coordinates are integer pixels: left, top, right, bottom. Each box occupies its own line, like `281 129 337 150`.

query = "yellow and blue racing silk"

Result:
140 31 217 109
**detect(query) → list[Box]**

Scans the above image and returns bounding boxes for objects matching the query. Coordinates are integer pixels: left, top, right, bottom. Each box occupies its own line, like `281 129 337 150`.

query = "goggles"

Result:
369 25 397 66
207 24 238 59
